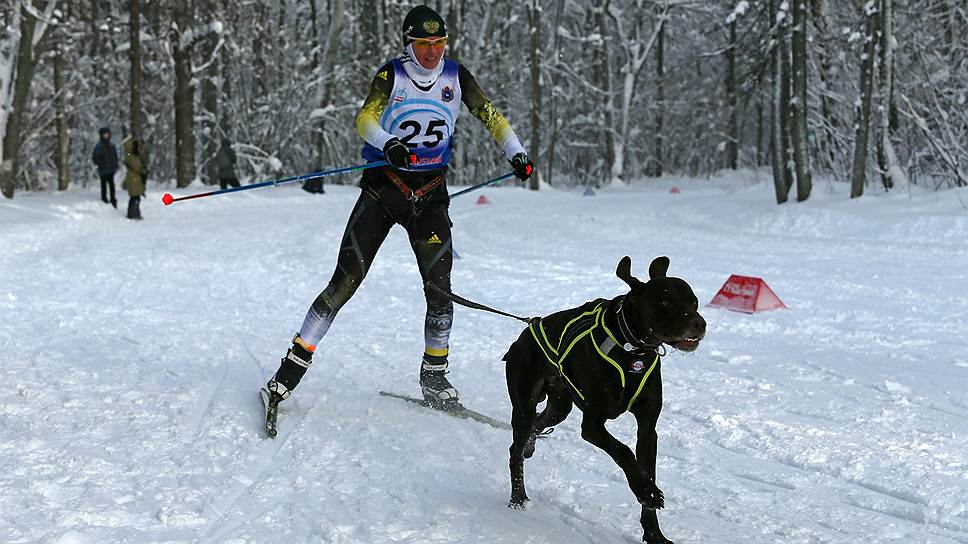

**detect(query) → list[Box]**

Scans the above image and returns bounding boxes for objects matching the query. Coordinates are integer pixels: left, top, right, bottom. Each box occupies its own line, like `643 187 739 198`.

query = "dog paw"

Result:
642 533 674 544
508 495 531 509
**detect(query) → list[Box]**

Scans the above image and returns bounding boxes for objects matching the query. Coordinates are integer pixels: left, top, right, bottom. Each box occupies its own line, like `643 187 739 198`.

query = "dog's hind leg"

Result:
505 347 542 508
580 412 664 510
525 386 572 459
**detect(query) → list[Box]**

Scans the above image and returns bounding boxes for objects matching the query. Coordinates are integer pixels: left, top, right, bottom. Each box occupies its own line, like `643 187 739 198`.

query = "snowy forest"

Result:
1 0 966 203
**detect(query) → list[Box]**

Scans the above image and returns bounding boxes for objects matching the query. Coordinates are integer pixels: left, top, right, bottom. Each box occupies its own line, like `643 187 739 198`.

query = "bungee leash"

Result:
426 282 537 324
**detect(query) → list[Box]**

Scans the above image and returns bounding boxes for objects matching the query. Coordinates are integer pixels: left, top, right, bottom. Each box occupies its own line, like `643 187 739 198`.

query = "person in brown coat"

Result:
122 139 148 220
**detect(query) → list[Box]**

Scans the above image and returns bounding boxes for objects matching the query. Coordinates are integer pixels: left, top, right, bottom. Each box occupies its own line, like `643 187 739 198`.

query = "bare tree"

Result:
725 16 738 170
129 0 144 139
1 1 58 199
527 0 541 190
770 0 793 204
850 1 879 199
791 0 812 201
53 7 70 190
876 0 907 190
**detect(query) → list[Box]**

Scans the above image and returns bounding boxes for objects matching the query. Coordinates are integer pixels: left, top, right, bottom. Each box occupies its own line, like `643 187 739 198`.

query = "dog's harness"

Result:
528 299 659 412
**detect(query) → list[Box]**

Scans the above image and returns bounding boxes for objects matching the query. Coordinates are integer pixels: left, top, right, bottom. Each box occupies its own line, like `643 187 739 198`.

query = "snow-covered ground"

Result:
2 173 967 544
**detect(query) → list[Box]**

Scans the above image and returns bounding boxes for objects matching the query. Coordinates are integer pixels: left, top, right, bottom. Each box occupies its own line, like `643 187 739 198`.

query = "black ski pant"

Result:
100 174 116 203
273 170 454 393
219 177 240 190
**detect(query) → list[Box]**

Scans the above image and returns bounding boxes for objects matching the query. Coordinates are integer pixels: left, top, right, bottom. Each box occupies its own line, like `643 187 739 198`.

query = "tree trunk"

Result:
129 0 144 139
201 25 220 184
545 0 565 186
791 0 812 201
850 1 879 199
597 0 616 184
769 0 793 204
877 0 906 191
1 5 39 199
361 0 380 75
316 0 346 169
54 30 70 191
252 2 268 99
527 0 541 190
725 18 738 170
652 12 664 177
172 0 196 188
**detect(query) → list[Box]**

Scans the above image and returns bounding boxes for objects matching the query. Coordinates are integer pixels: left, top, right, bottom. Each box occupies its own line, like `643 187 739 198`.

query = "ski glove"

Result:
510 153 535 181
384 138 413 170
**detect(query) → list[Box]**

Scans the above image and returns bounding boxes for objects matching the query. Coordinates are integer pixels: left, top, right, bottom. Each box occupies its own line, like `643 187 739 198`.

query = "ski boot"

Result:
419 354 460 410
261 335 313 438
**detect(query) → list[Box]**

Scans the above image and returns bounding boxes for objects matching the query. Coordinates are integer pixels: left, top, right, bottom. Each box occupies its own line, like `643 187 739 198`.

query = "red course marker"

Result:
162 193 174 206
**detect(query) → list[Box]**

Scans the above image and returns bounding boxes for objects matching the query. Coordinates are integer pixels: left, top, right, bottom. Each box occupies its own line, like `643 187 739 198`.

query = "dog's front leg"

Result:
580 413 664 509
634 404 672 544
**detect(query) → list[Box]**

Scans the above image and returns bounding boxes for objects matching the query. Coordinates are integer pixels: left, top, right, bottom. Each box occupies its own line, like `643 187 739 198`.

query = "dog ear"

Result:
616 256 642 289
649 256 670 279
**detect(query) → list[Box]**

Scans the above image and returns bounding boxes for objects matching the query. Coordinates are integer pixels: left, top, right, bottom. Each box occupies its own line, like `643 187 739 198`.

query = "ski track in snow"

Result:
2 175 967 543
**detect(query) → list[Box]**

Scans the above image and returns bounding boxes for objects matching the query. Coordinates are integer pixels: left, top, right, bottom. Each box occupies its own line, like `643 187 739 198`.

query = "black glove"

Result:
510 153 534 181
383 138 413 170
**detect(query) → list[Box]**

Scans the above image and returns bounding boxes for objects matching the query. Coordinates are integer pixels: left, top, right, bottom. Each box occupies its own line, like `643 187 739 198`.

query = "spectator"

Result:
122 138 147 220
215 138 240 190
91 127 119 208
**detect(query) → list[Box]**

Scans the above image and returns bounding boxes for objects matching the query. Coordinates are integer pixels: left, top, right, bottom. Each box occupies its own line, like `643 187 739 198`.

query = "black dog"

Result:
503 256 705 544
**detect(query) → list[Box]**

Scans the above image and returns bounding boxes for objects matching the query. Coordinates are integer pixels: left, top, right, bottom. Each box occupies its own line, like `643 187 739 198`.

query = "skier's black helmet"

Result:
401 5 447 47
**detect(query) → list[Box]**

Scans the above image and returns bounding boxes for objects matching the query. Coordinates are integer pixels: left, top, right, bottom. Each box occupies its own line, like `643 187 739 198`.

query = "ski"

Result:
379 390 511 430
260 387 279 438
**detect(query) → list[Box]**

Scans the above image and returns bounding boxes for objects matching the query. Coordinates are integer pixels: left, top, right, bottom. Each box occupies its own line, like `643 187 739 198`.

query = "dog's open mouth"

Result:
660 334 703 352
673 337 702 352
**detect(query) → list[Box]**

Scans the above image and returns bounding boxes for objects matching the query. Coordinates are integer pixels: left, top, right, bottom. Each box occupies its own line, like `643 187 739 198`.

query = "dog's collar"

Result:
613 295 663 355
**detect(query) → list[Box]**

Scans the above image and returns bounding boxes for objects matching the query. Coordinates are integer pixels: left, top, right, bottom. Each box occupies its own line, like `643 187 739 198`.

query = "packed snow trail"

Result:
1 174 967 543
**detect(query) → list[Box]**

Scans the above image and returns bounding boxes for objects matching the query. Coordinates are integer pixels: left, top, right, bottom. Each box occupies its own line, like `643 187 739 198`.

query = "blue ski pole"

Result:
449 172 515 199
162 160 390 206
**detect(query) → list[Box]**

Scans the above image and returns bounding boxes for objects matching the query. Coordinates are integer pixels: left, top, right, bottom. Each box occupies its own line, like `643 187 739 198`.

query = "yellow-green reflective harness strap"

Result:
591 311 626 388
626 353 659 411
528 322 586 401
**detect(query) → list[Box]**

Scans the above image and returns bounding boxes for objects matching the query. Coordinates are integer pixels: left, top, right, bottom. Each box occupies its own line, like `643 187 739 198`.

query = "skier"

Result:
262 4 534 434
92 127 119 208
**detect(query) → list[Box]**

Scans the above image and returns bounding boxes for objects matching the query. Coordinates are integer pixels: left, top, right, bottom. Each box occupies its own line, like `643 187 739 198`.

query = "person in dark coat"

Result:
215 138 240 190
122 138 148 220
92 127 119 207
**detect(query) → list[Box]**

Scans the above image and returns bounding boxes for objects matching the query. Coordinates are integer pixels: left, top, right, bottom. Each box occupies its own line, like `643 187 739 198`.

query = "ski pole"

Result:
449 171 515 199
161 160 390 206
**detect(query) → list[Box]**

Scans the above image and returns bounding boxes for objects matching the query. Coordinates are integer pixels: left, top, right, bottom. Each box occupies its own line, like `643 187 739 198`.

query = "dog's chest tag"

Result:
629 360 646 373
623 342 634 351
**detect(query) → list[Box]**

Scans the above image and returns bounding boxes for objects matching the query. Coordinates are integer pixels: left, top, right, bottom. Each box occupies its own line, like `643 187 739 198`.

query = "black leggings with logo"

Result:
296 169 454 360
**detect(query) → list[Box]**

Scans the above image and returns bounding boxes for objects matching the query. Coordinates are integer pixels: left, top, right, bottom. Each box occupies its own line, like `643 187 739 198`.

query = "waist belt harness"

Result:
528 299 659 413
